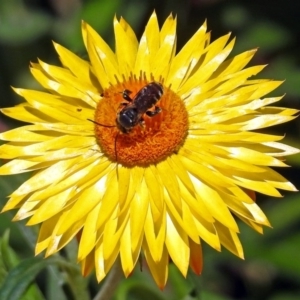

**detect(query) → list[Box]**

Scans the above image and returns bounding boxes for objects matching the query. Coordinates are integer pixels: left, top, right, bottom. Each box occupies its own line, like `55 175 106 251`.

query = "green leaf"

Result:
0 256 55 300
0 243 8 287
45 266 68 300
0 231 45 300
0 230 20 270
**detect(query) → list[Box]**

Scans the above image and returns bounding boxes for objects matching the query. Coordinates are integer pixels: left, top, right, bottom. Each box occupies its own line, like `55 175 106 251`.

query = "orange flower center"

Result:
94 78 188 167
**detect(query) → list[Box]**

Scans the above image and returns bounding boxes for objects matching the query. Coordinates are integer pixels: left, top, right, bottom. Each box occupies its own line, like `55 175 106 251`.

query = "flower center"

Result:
94 78 188 167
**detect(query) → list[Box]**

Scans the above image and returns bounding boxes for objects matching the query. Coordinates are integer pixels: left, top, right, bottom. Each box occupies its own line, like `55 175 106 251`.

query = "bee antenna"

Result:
87 119 116 128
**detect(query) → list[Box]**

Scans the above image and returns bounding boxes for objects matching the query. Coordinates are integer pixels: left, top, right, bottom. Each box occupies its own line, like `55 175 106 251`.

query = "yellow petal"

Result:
152 14 177 78
215 221 244 259
86 32 110 89
114 16 138 77
143 240 168 289
144 205 166 262
133 11 162 76
78 203 101 260
85 23 120 84
53 42 92 83
167 21 208 90
130 178 148 252
165 212 189 277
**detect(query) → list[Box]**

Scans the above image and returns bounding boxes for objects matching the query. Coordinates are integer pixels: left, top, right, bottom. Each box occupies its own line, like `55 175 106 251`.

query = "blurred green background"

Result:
0 0 300 299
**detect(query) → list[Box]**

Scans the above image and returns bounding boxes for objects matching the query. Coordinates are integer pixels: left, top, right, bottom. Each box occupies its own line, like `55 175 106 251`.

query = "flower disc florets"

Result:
94 77 188 167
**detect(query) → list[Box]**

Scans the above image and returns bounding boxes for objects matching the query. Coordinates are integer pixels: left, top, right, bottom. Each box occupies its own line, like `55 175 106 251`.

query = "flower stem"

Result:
93 260 123 300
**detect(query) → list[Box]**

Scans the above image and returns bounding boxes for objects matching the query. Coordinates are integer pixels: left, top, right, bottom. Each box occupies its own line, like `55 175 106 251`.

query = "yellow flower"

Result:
0 12 299 288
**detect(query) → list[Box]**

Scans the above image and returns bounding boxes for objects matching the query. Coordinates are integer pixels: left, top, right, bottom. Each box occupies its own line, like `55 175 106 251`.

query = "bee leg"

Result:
145 106 162 117
138 118 146 129
121 89 133 102
118 102 128 109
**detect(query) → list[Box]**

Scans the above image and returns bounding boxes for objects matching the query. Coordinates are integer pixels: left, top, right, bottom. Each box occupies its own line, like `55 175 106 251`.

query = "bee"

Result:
117 82 163 133
88 82 164 161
